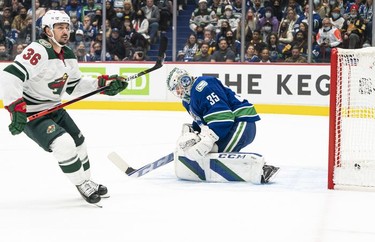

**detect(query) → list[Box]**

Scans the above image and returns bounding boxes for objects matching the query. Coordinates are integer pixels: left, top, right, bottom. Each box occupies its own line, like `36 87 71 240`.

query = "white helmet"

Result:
166 68 194 101
42 10 71 30
42 10 71 47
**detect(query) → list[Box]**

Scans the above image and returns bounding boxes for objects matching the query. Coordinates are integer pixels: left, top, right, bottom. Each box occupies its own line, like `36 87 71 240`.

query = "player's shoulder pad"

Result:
63 46 76 59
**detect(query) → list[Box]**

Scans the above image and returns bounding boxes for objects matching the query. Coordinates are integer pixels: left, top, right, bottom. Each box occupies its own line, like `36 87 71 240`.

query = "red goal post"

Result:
328 47 375 190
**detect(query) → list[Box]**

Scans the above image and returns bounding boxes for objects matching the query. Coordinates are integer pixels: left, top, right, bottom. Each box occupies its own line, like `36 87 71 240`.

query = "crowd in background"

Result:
0 0 173 62
177 0 373 63
0 0 372 63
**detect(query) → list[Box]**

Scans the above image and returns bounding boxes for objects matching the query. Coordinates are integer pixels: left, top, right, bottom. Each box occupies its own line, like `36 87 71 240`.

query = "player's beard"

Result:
57 35 69 45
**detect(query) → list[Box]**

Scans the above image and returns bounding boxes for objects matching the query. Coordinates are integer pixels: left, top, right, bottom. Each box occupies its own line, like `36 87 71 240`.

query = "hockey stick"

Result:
108 152 174 177
27 36 168 122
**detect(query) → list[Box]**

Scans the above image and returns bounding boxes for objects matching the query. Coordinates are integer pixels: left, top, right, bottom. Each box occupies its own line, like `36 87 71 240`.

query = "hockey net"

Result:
328 47 375 190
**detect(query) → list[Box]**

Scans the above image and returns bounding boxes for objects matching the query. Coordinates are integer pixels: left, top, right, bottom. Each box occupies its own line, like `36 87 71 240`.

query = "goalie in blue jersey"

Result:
167 68 279 184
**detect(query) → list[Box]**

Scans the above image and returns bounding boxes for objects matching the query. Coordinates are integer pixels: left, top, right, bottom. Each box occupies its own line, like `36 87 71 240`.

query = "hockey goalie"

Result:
166 68 279 184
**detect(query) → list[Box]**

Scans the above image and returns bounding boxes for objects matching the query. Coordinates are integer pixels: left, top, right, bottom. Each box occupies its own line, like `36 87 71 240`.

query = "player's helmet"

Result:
166 68 194 101
42 10 71 30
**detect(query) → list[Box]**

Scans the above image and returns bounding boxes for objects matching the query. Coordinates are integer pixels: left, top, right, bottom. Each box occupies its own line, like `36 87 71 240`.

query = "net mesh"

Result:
334 48 375 188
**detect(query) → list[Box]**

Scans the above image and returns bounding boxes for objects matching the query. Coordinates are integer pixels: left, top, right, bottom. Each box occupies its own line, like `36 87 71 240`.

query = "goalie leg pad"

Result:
174 151 265 184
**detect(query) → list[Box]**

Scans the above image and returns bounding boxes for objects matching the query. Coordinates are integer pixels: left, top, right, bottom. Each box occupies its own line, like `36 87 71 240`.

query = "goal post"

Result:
328 47 375 190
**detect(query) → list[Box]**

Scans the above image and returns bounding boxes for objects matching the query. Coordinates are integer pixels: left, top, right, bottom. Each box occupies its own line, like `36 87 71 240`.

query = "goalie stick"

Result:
108 152 174 177
27 36 168 122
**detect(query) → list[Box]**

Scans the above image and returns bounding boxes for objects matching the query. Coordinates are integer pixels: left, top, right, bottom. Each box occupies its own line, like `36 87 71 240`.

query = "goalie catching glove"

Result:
98 74 128 96
178 125 219 161
5 98 27 135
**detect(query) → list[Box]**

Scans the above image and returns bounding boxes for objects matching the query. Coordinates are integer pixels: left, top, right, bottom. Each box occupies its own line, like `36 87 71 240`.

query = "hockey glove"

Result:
5 98 27 135
184 127 219 161
98 74 128 96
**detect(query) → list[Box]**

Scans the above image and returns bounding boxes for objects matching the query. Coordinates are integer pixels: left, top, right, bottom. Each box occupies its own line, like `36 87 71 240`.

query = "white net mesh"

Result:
333 47 375 188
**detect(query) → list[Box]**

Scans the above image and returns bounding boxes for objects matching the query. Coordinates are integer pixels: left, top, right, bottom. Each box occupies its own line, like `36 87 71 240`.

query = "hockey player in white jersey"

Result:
0 10 127 205
166 68 279 184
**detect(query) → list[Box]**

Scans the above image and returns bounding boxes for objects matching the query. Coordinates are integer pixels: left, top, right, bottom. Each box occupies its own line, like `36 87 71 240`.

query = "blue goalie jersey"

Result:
182 76 260 151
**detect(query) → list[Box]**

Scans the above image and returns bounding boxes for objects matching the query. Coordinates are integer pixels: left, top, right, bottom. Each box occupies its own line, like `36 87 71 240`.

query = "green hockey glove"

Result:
98 74 128 96
5 98 27 135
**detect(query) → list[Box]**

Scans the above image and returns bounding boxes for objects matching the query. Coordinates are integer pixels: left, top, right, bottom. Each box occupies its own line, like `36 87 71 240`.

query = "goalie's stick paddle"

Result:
108 152 174 177
27 36 168 122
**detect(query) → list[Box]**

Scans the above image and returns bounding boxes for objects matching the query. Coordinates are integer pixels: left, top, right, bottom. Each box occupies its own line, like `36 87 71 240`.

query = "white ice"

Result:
1 109 375 242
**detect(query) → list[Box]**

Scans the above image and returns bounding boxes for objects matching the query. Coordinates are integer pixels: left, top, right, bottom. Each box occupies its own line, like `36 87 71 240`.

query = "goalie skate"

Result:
76 180 101 205
261 165 279 184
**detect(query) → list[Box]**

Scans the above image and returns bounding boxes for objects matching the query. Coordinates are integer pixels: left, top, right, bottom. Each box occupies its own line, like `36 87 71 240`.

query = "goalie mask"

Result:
42 10 71 47
166 68 194 101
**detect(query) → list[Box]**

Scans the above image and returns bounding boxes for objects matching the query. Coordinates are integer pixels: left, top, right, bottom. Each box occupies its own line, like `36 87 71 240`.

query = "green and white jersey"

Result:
0 39 97 112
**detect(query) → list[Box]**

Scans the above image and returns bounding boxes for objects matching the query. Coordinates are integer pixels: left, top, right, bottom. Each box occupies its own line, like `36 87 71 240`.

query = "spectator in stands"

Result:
0 43 11 61
260 20 273 42
106 27 128 60
18 15 33 45
1 20 16 54
133 0 147 12
92 9 103 31
248 29 267 53
0 7 14 29
105 0 117 21
225 30 241 61
342 4 366 49
284 8 300 36
209 0 225 19
330 7 345 29
267 33 283 62
82 14 98 51
314 0 331 19
298 22 309 35
281 0 303 19
282 30 308 58
12 43 25 59
111 3 126 30
232 0 245 19
215 19 230 43
192 41 212 62
258 47 272 63
90 30 105 54
48 0 64 10
316 17 342 61
245 8 258 33
132 8 151 49
27 0 46 20
243 44 260 62
272 0 283 21
360 0 373 45
155 0 172 33
81 0 102 22
120 16 134 40
69 14 84 44
210 37 235 62
177 33 199 62
11 6 29 34
129 47 146 61
123 0 135 22
141 0 160 43
258 6 279 33
252 0 266 18
69 29 85 51
284 46 307 62
297 4 322 34
87 41 112 61
278 19 293 49
217 5 240 33
202 29 216 54
65 0 82 20
75 42 90 62
189 0 216 34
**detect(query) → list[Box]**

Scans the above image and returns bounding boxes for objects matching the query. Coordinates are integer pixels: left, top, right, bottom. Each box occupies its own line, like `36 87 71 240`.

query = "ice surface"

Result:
1 109 375 242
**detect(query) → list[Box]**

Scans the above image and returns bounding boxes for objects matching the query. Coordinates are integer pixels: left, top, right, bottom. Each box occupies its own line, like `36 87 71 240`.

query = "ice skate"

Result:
261 165 280 184
76 180 101 205
87 180 109 198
